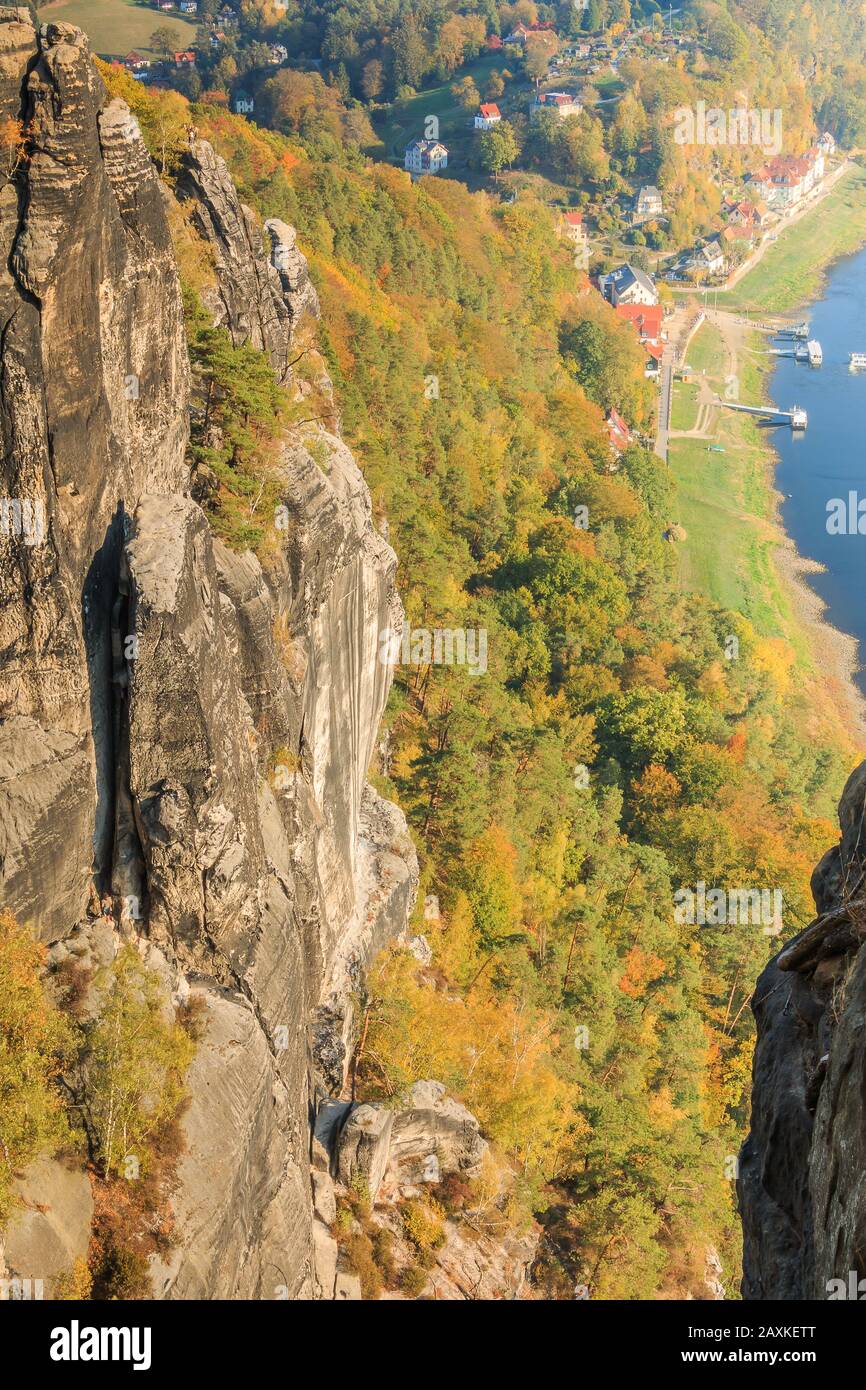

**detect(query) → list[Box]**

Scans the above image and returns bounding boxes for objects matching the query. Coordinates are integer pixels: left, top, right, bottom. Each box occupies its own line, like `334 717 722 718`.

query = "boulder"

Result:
337 1104 394 1200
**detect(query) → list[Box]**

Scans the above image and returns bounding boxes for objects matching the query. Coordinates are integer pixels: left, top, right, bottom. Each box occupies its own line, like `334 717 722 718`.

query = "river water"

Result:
768 242 866 695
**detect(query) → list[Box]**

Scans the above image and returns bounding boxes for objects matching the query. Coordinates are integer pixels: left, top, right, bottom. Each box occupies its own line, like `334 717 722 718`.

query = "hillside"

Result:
93 60 863 1298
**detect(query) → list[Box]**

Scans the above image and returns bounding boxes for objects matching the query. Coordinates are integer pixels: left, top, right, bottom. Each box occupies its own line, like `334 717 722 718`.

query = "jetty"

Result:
716 398 807 429
774 321 810 341
768 339 822 366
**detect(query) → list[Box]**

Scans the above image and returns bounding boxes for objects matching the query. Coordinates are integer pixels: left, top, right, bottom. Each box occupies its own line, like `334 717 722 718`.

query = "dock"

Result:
768 339 822 366
774 321 810 341
716 399 807 429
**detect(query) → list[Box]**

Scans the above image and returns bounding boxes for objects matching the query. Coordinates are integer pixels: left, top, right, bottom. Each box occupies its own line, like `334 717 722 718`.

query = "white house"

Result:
599 262 658 307
530 91 582 121
817 131 836 156
405 138 449 176
474 103 502 130
694 238 726 275
634 185 663 221
233 90 254 114
750 149 825 210
562 209 588 250
269 44 288 64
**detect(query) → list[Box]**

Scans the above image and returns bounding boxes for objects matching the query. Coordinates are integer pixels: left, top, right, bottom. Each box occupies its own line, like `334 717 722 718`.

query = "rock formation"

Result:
0 14 418 1299
311 1082 537 1301
740 761 866 1299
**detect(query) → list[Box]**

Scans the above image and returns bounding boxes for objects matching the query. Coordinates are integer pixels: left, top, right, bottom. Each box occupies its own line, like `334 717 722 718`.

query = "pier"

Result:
715 398 808 429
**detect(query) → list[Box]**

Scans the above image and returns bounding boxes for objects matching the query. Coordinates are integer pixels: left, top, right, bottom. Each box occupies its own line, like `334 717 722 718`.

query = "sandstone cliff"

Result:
0 13 417 1299
740 761 866 1299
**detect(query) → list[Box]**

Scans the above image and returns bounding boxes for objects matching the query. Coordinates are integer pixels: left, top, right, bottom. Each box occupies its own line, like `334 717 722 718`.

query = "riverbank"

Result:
667 308 866 764
726 163 866 314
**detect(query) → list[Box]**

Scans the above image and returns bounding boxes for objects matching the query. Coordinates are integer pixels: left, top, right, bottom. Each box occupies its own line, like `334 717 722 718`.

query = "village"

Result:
105 3 845 463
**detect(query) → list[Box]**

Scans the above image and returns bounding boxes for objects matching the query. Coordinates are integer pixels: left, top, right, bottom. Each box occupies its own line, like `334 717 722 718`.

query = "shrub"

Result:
401 1197 446 1252
343 1231 383 1300
400 1263 428 1297
0 910 75 1224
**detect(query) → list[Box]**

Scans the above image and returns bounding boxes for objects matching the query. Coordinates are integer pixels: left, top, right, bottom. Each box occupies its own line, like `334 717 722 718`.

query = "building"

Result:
173 50 196 66
614 302 665 375
599 262 658 307
530 91 582 121
125 51 151 69
749 149 825 211
607 408 632 455
232 90 254 114
817 131 837 156
720 224 756 250
404 138 449 176
179 0 197 11
614 302 664 345
474 103 501 130
269 44 288 64
507 21 557 44
562 209 587 245
723 198 770 230
675 238 726 279
633 184 663 221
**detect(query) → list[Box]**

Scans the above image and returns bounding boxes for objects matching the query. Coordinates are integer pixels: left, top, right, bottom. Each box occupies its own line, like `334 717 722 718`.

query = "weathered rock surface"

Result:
176 137 317 382
0 18 415 1299
740 760 866 1299
0 13 188 945
316 1082 534 1300
335 1081 488 1201
0 1156 93 1296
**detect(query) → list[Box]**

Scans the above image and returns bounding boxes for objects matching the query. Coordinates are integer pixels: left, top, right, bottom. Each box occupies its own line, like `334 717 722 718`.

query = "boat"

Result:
850 352 866 369
790 406 807 429
807 340 822 366
776 322 809 340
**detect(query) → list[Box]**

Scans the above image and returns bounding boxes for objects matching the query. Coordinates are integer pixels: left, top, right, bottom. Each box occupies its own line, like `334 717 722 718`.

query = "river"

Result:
769 242 866 696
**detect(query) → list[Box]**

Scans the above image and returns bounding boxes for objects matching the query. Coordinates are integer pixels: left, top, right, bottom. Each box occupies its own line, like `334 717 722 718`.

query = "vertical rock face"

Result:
740 762 866 1300
0 17 417 1298
0 15 188 944
175 137 318 383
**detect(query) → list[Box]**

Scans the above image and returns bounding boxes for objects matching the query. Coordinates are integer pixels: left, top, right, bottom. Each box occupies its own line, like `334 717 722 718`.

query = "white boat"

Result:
850 352 866 369
807 339 822 366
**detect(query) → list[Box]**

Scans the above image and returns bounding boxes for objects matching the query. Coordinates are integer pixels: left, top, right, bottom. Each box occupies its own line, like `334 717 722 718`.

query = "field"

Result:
670 378 698 431
39 0 198 58
371 52 509 168
667 322 808 658
726 163 866 314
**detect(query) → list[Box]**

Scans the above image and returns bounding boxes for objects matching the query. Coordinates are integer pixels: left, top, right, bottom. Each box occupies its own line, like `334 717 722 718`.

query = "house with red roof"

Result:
530 91 581 121
507 21 557 44
607 408 632 456
474 103 502 130
749 150 824 210
562 209 588 253
614 302 666 377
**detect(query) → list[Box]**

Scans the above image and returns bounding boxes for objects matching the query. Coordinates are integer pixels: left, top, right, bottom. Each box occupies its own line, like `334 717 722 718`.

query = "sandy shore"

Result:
773 538 866 744
692 305 866 745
